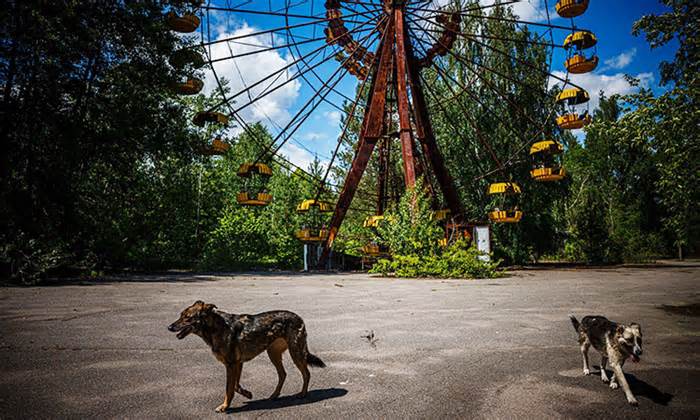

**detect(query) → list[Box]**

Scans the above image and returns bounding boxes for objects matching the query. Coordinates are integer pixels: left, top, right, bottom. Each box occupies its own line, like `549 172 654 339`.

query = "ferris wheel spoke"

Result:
208 36 324 64
420 78 491 189
406 9 581 91
409 28 512 170
199 8 383 49
257 22 386 164
419 68 503 171
426 60 547 172
422 54 556 181
250 10 382 102
203 14 379 115
208 24 377 65
418 26 564 49
230 16 382 128
202 5 326 20
407 0 522 16
312 18 391 201
283 12 385 111
410 6 584 33
413 22 554 133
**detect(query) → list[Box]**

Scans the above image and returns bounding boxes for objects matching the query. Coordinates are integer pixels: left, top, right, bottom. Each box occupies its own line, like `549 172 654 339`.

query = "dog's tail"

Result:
569 314 580 332
307 353 326 368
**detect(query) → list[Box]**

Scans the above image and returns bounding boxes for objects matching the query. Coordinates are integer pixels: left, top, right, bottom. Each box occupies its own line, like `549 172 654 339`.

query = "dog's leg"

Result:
580 341 591 375
236 384 252 400
267 339 288 399
216 365 238 412
611 363 638 406
609 374 619 389
288 336 310 398
600 356 609 382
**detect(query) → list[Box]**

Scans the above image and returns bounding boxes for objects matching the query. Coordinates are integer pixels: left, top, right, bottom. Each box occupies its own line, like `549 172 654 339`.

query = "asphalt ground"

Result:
1 265 698 419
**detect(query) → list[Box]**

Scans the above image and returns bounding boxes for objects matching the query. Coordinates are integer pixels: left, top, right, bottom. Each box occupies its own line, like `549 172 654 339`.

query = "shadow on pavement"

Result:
10 271 357 287
229 388 348 413
596 367 674 406
627 373 674 406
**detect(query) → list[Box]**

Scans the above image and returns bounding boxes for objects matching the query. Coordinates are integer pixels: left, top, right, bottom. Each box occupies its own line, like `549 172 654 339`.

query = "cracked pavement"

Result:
1 265 698 419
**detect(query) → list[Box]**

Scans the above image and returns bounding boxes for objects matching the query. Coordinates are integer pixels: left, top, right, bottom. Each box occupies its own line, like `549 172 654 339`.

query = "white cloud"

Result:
602 48 637 71
322 110 342 128
479 0 551 22
302 131 325 141
279 143 327 173
550 71 655 118
202 24 301 130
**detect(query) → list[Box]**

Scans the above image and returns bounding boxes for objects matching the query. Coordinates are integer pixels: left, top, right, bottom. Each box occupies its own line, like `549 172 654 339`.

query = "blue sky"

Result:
200 1 678 170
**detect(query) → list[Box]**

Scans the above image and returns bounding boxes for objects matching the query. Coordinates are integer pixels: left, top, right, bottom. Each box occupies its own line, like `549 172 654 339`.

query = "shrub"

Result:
375 181 443 256
370 240 501 279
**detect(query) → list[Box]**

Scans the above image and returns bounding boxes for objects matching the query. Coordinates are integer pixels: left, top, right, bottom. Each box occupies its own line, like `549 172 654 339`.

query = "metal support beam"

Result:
402 17 464 217
318 20 394 266
393 8 417 187
377 136 389 215
319 2 464 267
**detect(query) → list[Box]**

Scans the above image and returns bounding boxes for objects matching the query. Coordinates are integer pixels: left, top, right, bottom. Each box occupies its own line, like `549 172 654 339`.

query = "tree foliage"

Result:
1 2 697 282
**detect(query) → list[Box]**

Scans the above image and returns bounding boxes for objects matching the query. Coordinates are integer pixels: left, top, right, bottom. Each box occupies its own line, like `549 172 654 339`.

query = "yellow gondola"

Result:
488 210 523 223
530 140 566 182
487 182 523 223
297 199 333 213
200 137 230 156
237 162 273 177
237 163 273 207
169 48 205 69
564 31 599 74
361 243 389 257
433 209 451 221
565 54 599 74
295 198 332 243
556 113 592 130
166 12 200 33
236 192 272 206
193 111 229 127
363 215 385 228
295 229 330 243
173 78 203 95
488 182 521 195
556 87 592 130
564 31 597 50
556 87 590 105
555 0 589 18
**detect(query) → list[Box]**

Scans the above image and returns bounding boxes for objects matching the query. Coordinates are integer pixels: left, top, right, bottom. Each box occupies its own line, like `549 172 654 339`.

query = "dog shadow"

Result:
228 388 348 413
596 367 673 406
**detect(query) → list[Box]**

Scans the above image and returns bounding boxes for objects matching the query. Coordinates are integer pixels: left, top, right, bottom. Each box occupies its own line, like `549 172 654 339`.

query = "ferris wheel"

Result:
164 0 598 265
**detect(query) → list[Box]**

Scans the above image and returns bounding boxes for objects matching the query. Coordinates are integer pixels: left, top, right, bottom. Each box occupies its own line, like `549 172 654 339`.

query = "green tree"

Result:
1 1 199 280
631 1 700 259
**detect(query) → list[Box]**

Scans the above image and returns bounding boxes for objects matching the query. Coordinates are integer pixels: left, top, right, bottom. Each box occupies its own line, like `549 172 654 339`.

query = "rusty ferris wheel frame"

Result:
185 0 589 267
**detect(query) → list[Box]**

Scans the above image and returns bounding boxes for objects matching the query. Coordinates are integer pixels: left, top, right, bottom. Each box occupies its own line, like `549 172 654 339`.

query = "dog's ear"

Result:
193 300 205 306
202 303 217 313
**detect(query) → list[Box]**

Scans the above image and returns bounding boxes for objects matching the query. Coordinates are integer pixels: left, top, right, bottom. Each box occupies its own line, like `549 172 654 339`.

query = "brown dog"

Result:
168 301 326 412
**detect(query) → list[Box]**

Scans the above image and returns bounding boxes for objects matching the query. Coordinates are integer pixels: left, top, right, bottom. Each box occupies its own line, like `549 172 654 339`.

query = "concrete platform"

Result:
1 266 698 419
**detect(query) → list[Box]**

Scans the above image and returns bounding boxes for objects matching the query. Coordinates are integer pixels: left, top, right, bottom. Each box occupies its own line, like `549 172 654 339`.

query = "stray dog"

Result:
569 315 643 406
168 301 326 412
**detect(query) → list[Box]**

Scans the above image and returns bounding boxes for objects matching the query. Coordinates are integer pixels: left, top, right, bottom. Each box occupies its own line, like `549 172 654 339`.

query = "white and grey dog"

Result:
569 315 643 406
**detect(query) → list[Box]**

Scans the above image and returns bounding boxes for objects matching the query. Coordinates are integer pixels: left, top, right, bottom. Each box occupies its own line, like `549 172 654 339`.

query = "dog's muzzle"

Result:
168 323 192 339
632 347 642 362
